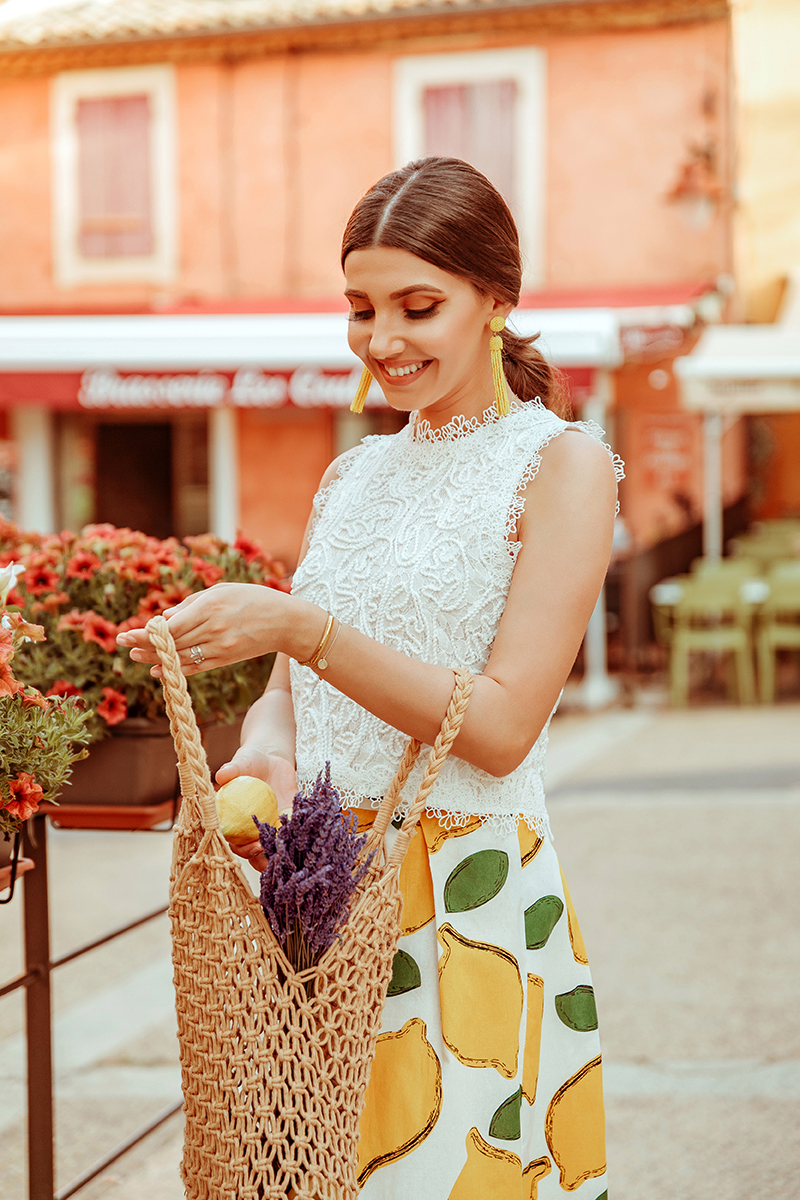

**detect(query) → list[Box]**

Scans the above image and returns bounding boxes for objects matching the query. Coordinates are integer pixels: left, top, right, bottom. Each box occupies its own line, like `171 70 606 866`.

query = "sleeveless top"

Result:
289 400 624 837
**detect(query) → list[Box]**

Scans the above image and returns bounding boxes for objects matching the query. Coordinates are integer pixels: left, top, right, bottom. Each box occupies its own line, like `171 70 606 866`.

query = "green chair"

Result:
756 561 800 703
667 575 758 707
649 576 689 649
730 530 800 573
690 556 759 580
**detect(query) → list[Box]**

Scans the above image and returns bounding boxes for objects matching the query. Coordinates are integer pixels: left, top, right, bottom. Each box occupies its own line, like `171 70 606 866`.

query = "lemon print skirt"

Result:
354 810 608 1199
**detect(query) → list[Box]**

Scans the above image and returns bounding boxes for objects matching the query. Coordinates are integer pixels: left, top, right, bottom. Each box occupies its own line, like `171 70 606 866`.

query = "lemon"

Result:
215 775 279 845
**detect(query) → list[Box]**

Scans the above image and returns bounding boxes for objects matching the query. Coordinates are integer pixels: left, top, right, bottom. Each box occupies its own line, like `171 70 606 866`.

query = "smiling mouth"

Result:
379 359 432 380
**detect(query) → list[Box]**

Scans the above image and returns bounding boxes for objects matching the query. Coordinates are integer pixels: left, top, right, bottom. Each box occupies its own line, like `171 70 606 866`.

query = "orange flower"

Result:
81 612 119 653
20 688 49 710
4 772 44 821
97 686 127 726
234 534 265 564
116 614 147 633
137 591 169 618
32 591 70 615
0 628 14 663
191 557 224 588
0 658 22 697
3 611 45 642
184 534 224 556
158 582 192 608
23 561 61 595
118 552 160 584
47 679 82 698
65 550 102 580
57 609 89 632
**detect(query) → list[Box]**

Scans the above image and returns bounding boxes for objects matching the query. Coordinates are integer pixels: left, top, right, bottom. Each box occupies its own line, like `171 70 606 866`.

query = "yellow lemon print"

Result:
559 867 589 965
353 809 377 834
523 1156 552 1199
522 974 544 1105
398 825 435 935
517 822 544 867
449 1126 521 1200
545 1056 606 1191
437 924 523 1078
357 1018 442 1186
419 812 483 854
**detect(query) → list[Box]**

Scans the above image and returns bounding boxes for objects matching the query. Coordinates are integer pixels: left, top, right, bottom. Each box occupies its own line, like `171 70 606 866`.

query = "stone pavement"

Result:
2 702 799 1199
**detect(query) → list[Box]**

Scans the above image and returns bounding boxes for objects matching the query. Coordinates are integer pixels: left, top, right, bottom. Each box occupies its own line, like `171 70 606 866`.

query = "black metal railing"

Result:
1 814 181 1200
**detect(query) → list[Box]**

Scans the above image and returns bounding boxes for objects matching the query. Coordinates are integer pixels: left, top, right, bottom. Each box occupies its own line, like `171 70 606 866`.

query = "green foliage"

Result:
0 691 90 839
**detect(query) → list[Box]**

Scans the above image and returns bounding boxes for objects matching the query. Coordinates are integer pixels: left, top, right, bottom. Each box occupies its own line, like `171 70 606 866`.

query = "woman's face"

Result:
344 246 510 422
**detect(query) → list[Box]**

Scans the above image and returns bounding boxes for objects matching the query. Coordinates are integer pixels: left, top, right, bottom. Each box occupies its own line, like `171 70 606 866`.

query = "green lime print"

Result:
488 1086 522 1140
387 949 422 997
443 849 509 913
595 1192 608 1200
555 985 598 1031
524 895 564 950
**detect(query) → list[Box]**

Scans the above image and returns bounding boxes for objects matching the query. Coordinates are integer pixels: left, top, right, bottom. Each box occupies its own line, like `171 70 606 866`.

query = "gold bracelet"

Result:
299 612 334 668
317 619 341 670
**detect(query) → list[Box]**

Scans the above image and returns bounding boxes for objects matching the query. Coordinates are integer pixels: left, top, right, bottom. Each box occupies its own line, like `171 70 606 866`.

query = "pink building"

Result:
0 0 742 657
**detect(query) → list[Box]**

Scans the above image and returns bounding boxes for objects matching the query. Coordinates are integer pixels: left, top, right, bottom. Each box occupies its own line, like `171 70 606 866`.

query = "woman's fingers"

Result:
230 839 268 873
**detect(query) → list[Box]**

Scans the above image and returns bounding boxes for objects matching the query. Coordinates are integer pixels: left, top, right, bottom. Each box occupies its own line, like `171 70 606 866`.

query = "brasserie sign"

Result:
77 365 378 409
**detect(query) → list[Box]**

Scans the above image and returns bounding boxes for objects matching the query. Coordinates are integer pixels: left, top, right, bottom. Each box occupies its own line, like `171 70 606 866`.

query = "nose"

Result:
368 312 406 362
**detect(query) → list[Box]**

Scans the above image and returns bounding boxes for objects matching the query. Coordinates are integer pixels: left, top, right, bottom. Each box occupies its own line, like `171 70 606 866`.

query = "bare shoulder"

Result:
530 427 617 502
516 426 617 544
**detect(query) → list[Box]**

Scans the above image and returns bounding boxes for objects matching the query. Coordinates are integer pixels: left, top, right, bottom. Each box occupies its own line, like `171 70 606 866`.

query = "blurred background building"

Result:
0 0 797 666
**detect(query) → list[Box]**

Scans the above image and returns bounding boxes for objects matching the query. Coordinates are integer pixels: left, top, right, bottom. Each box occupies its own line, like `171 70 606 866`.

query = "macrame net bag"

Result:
147 615 473 1200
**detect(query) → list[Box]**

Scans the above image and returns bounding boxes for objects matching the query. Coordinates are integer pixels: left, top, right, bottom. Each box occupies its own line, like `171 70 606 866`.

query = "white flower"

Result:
0 561 24 606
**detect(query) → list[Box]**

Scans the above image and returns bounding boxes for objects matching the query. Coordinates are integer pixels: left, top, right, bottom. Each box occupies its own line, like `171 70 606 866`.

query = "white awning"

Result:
675 326 800 413
0 308 622 373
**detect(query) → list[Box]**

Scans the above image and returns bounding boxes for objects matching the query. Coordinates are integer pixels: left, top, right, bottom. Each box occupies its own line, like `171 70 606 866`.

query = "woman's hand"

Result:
115 583 324 677
217 746 297 873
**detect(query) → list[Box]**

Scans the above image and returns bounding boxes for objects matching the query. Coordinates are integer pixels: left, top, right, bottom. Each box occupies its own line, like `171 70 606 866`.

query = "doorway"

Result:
57 414 209 539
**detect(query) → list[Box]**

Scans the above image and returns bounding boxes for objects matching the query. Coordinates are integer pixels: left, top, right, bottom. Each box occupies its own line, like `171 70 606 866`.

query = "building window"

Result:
77 94 154 259
51 65 176 286
394 50 546 288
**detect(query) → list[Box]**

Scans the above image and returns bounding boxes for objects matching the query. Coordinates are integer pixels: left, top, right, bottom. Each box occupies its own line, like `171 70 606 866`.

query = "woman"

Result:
118 156 620 1198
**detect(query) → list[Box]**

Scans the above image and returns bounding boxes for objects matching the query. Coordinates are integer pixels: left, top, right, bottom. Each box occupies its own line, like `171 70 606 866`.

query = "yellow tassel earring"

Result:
350 365 373 414
489 315 511 417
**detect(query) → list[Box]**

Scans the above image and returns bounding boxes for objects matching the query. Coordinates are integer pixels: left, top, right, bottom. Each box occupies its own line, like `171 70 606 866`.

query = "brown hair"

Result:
341 156 567 414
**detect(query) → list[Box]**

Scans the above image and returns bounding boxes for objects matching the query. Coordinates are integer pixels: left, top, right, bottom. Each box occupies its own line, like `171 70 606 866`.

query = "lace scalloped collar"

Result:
412 399 530 444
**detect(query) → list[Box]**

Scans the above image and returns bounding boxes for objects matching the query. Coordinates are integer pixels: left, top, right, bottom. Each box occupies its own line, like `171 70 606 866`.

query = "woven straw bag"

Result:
147 615 473 1200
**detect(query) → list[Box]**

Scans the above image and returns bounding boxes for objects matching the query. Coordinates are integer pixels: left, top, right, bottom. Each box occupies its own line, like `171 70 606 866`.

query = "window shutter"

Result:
422 79 517 209
77 94 153 259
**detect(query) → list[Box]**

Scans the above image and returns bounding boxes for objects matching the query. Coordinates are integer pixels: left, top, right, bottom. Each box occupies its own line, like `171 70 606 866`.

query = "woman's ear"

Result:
487 296 514 326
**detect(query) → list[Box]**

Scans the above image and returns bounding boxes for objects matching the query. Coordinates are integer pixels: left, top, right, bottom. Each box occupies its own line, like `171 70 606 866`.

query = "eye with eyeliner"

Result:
405 303 440 320
348 300 441 322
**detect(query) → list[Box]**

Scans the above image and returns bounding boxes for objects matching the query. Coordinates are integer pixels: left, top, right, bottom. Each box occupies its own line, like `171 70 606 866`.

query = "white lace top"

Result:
289 401 624 837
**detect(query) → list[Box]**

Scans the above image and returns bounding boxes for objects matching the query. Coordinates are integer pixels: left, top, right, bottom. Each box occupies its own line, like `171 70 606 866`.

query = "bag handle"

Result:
146 615 220 834
367 668 474 869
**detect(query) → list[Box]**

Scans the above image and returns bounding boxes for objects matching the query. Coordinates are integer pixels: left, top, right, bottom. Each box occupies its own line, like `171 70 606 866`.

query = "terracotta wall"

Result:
238 408 334 568
616 349 747 552
0 19 729 308
546 18 730 288
749 414 800 520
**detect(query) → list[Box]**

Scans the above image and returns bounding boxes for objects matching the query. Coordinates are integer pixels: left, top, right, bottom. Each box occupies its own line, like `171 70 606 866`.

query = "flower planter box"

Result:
0 835 33 895
55 715 244 810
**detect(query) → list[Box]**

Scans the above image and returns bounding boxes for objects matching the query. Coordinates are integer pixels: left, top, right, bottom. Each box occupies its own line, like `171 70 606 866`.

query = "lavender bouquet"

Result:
254 766 374 974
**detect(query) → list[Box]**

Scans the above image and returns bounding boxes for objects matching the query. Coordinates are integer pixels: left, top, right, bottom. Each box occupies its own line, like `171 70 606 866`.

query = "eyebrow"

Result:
344 285 446 301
